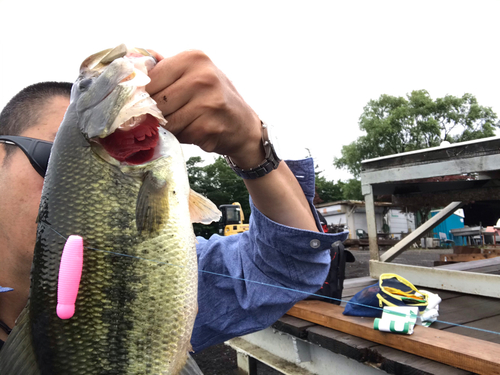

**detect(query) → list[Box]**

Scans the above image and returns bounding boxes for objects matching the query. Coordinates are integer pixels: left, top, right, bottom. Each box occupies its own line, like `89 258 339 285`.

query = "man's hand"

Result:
146 50 264 170
146 49 318 232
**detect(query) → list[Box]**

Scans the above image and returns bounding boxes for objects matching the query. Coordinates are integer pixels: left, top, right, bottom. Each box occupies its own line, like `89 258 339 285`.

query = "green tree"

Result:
334 90 498 177
314 169 363 204
315 174 344 204
186 156 250 237
339 179 363 200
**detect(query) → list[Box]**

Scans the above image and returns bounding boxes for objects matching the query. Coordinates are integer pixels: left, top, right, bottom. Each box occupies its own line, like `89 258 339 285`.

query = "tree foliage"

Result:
186 156 250 238
334 90 498 177
186 156 361 237
339 179 363 200
314 175 344 204
314 175 363 204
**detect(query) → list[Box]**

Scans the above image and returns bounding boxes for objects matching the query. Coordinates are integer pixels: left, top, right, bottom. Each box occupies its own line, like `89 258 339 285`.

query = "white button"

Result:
310 239 321 248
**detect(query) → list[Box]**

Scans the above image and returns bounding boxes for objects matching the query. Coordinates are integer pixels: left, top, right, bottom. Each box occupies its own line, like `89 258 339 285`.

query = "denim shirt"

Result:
0 158 349 353
192 158 348 351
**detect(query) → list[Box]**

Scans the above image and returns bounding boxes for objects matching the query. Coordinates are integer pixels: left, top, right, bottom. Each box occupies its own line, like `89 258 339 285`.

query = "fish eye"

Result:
79 78 93 91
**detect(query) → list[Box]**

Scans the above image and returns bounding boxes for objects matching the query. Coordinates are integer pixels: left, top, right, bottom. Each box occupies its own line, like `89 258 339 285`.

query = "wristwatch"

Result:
225 121 281 179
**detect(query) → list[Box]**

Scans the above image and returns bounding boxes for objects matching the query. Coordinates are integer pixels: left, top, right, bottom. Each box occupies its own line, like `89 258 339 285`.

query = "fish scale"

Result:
28 121 198 374
0 45 218 375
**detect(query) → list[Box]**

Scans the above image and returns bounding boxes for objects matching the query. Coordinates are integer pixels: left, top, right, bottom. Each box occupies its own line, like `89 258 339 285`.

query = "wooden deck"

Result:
228 258 500 374
283 270 500 374
341 277 500 343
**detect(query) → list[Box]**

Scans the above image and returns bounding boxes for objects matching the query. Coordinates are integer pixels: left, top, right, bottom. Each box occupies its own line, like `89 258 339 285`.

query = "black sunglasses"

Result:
0 135 53 178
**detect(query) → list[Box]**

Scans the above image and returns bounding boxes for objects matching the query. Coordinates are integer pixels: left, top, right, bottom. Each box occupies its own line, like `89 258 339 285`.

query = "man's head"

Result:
0 82 72 157
0 82 72 294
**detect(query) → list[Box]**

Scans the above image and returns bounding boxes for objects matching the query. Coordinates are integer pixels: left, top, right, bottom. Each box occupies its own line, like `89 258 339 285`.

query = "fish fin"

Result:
189 189 222 225
178 353 204 375
136 171 168 234
100 44 128 64
79 44 127 72
0 301 40 375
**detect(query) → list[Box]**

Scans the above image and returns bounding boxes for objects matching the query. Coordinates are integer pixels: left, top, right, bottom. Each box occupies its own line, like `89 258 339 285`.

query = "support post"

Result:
363 183 379 261
236 351 258 375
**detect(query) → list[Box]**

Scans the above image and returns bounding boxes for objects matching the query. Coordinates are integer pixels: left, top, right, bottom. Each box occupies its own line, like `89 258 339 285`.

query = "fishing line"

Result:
45 224 500 337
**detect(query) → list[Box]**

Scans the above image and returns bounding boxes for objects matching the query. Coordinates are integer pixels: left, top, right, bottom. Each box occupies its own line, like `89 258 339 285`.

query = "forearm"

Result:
243 162 319 232
228 121 319 232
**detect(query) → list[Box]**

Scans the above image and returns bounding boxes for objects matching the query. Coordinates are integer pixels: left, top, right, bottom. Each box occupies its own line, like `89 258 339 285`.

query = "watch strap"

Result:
225 122 281 179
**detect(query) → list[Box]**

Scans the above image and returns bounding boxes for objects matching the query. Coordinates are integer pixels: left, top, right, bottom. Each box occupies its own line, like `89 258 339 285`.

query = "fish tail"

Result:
0 301 40 375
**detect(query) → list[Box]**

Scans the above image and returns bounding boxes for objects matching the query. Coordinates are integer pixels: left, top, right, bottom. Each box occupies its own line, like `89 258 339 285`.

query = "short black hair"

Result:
0 81 72 158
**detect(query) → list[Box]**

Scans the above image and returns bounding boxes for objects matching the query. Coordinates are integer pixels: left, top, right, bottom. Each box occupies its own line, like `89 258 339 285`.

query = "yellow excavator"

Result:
218 202 250 236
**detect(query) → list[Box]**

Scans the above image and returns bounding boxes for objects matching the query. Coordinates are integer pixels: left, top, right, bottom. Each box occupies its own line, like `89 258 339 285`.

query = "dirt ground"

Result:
192 248 453 374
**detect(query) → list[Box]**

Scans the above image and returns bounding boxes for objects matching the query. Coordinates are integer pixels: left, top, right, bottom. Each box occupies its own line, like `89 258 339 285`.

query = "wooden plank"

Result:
454 247 500 255
287 300 500 375
454 246 481 254
361 151 500 185
444 315 500 344
306 326 471 374
440 253 500 262
271 316 316 340
430 295 500 329
372 345 473 375
463 265 500 274
484 249 500 255
306 325 378 362
361 136 500 172
434 261 459 267
436 256 500 271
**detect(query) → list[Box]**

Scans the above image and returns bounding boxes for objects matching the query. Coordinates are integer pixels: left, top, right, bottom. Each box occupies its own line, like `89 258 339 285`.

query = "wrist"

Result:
225 121 281 179
226 140 265 170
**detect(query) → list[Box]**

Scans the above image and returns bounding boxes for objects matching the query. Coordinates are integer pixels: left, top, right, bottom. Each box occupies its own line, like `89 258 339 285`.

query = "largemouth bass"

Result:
0 44 220 374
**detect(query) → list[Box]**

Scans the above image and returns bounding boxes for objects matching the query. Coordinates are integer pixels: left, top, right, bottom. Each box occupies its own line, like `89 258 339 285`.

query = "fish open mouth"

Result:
98 114 160 165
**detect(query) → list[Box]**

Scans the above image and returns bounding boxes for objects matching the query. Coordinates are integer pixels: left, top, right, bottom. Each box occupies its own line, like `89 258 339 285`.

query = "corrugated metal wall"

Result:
431 211 465 245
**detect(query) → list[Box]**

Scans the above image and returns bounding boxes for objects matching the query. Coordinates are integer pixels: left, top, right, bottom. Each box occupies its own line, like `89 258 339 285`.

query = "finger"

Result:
174 112 225 153
151 64 221 117
146 50 213 96
164 92 243 155
161 93 206 137
150 76 192 118
174 108 258 157
146 49 164 62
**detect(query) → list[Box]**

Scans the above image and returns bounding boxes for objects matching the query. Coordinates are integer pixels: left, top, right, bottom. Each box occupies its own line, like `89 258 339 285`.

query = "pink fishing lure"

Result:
57 235 84 319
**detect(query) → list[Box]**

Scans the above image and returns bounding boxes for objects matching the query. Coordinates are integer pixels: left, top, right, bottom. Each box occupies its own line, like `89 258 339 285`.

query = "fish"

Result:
0 44 221 374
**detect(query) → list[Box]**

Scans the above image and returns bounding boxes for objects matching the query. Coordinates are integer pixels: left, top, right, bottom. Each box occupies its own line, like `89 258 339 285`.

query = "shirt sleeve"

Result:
191 158 349 352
